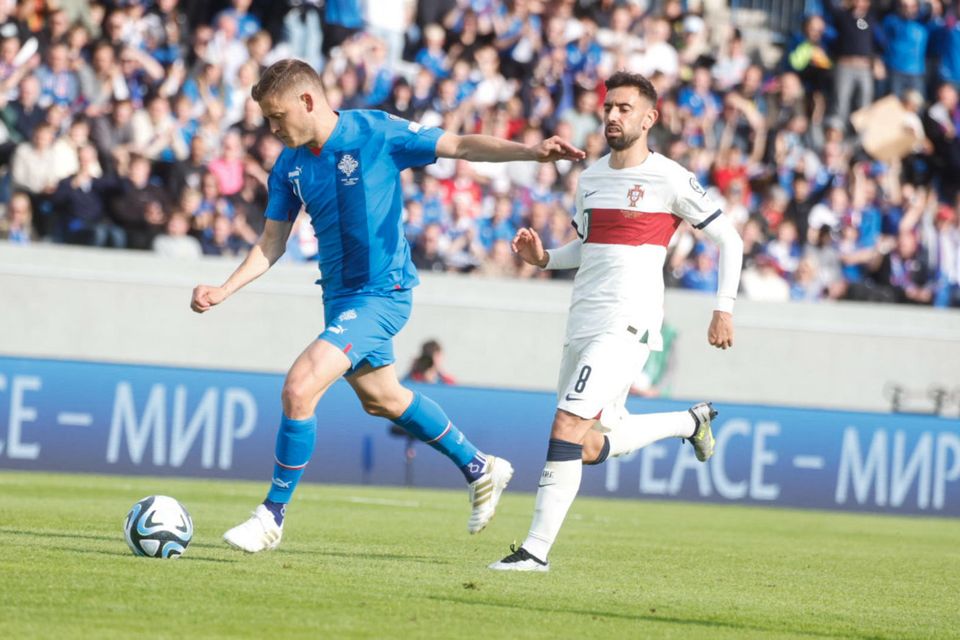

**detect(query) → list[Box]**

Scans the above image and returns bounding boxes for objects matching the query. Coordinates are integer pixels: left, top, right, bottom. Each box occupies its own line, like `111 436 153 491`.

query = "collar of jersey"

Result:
606 150 657 171
306 110 345 157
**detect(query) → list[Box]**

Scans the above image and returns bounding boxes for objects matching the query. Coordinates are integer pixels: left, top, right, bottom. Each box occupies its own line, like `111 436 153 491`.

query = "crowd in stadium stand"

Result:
0 0 958 308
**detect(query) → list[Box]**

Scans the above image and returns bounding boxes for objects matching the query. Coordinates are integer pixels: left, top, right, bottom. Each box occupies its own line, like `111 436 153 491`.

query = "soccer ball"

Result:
123 495 194 559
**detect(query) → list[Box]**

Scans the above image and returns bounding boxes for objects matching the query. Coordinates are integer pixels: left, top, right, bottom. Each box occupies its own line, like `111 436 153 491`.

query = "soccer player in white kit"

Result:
490 71 744 572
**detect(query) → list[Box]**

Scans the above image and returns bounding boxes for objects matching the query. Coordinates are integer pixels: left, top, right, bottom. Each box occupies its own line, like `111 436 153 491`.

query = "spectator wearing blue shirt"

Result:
933 9 960 84
494 0 543 80
566 19 603 82
216 0 261 41
415 24 450 79
403 199 425 246
680 247 720 292
882 0 937 96
477 195 516 251
323 0 364 56
35 43 79 109
677 64 721 147
420 175 448 227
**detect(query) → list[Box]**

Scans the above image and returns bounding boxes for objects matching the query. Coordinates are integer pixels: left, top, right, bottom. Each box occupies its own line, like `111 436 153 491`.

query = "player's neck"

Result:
306 110 340 151
608 143 651 170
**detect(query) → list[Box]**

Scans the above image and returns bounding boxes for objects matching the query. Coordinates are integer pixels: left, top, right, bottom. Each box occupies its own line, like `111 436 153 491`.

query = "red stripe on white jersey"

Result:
586 209 681 247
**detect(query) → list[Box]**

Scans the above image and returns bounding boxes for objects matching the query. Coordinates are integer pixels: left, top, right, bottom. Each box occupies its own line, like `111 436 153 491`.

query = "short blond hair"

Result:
251 59 323 102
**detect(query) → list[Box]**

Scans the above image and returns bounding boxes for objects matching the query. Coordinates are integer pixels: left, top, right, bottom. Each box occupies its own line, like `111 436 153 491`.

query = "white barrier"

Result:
1 243 958 413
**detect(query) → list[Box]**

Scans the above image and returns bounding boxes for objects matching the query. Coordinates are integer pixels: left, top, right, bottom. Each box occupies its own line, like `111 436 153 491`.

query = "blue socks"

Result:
394 392 487 483
264 414 317 525
263 499 286 526
261 393 484 527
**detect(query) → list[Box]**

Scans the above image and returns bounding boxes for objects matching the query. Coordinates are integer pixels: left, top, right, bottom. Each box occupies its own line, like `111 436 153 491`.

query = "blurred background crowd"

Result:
0 0 958 307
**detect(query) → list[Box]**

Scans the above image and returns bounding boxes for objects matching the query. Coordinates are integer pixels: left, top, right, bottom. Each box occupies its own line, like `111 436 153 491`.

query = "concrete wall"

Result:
1 243 959 414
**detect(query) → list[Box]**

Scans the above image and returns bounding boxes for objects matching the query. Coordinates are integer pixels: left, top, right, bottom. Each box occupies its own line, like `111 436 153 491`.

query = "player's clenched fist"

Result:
512 228 548 268
191 285 228 313
708 311 734 350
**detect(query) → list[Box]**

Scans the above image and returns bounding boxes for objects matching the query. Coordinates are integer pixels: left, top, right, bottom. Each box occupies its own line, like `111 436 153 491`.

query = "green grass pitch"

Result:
1 471 958 639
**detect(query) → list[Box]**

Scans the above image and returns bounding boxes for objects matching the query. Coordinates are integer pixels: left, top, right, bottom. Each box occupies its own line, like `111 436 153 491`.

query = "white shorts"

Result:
556 328 650 431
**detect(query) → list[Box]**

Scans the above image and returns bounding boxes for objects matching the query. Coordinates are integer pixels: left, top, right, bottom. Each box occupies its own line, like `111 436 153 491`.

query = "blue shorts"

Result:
319 289 413 376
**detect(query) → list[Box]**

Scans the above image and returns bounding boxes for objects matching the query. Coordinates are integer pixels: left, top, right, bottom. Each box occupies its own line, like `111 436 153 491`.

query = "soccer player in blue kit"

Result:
190 59 585 553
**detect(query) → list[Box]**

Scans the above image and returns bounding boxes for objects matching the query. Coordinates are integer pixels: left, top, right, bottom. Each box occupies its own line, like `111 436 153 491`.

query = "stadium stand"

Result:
0 0 957 308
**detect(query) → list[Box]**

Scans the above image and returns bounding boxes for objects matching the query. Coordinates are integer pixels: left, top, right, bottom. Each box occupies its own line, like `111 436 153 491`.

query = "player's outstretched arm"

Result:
190 218 294 314
435 132 585 163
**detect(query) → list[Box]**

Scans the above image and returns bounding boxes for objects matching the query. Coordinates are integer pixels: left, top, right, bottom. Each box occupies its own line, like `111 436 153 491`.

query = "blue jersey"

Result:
265 110 444 299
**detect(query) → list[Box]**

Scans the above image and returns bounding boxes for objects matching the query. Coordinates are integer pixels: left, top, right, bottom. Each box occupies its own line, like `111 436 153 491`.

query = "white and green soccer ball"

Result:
123 495 194 559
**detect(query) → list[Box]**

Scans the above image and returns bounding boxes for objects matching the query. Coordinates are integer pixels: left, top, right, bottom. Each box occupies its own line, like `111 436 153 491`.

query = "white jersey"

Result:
565 152 722 350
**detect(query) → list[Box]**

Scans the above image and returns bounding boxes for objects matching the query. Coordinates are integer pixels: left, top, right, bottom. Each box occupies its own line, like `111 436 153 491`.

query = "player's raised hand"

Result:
512 228 548 268
191 284 228 314
531 135 586 163
708 311 734 350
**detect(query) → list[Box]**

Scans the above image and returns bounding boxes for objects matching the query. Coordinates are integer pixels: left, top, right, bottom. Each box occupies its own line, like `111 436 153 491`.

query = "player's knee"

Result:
360 394 406 419
281 378 314 416
360 397 388 417
581 437 602 462
549 410 589 443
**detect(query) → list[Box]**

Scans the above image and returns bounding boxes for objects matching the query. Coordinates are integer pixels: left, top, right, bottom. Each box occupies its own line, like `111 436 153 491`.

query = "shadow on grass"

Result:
428 596 889 640
0 527 237 564
269 546 451 565
42 544 239 564
0 528 116 543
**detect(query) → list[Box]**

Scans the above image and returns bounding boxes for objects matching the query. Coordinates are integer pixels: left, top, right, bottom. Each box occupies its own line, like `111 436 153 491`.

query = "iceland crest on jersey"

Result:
338 154 359 186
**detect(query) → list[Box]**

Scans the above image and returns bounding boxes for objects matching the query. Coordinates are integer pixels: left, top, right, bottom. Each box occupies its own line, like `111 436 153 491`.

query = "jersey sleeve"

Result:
670 169 723 231
571 185 587 239
383 114 445 171
264 155 302 222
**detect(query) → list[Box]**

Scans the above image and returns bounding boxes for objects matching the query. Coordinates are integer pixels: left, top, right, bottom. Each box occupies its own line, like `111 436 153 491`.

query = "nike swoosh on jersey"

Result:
584 189 599 198
564 394 582 402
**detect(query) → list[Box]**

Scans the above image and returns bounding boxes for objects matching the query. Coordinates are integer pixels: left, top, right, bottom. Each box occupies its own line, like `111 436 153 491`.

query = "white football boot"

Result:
467 455 514 534
489 544 549 572
223 504 283 553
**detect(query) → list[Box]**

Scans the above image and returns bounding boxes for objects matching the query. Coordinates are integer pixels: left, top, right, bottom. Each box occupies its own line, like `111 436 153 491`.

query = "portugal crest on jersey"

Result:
627 184 645 207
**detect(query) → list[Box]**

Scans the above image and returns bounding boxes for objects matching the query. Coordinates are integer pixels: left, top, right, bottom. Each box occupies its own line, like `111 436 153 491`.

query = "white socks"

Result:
522 458 582 562
606 410 695 457
520 412 695 562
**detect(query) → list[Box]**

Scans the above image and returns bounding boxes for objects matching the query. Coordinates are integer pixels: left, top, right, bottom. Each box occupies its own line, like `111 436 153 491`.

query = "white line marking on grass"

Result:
342 496 422 508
